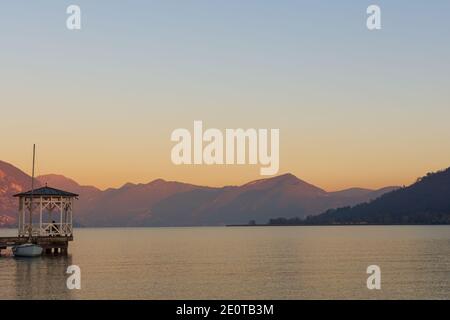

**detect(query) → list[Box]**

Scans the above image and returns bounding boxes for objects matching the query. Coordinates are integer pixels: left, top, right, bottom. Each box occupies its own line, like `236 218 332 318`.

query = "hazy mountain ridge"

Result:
0 160 397 227
0 160 42 226
271 168 450 225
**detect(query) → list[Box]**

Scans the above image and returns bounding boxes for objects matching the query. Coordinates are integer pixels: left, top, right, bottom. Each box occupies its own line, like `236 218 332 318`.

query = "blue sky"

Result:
1 1 449 189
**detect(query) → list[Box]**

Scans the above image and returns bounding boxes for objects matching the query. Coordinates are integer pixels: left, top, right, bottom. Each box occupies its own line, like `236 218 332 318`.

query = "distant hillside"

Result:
80 179 208 226
0 160 40 227
91 173 396 227
0 160 397 227
270 168 450 225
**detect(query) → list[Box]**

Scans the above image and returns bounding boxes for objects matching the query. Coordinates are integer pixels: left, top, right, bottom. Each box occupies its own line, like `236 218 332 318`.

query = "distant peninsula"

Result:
262 167 450 226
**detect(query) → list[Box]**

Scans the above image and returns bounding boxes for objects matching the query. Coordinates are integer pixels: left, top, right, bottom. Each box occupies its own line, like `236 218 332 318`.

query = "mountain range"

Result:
269 167 450 225
0 160 397 227
304 167 450 224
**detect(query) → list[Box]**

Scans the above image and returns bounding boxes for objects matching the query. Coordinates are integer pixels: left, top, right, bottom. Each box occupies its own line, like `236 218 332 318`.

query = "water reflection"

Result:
1 226 450 299
14 255 74 299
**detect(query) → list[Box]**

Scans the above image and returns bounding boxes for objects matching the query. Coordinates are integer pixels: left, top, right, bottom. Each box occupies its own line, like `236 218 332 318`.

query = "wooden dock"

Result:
0 235 73 255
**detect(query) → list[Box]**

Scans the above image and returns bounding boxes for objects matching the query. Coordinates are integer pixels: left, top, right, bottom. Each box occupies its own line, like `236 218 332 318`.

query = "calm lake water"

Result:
0 226 449 299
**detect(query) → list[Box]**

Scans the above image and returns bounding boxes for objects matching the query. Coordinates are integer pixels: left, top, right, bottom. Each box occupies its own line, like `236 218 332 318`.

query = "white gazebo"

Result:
14 185 78 237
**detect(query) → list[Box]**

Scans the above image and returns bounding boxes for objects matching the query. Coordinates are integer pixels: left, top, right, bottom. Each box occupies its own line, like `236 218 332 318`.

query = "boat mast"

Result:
28 144 35 241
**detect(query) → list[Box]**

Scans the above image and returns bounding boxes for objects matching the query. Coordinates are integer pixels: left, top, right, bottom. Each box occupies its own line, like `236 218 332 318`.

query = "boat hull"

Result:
13 244 43 257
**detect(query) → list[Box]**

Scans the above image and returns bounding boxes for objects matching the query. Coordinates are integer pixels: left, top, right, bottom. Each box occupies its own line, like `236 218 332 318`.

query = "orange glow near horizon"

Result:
3 139 449 192
1 2 449 192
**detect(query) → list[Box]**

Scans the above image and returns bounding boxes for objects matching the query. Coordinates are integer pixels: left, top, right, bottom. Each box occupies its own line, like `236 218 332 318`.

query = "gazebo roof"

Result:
13 186 79 198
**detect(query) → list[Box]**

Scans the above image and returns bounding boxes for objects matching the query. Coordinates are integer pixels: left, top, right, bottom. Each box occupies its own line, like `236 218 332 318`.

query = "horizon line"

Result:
1 158 407 193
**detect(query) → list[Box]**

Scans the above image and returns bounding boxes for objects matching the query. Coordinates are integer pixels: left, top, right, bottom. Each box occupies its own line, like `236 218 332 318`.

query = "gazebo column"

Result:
18 198 20 235
64 200 68 234
18 198 23 236
70 198 73 234
48 201 51 228
60 197 63 235
39 196 43 236
21 198 25 236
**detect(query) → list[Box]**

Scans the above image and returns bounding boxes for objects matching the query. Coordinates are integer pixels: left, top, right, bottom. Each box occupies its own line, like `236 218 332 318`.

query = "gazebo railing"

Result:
18 223 72 237
41 223 72 236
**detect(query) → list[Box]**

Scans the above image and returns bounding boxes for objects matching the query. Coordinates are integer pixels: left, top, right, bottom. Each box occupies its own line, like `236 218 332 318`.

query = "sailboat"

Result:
12 242 43 257
13 144 43 257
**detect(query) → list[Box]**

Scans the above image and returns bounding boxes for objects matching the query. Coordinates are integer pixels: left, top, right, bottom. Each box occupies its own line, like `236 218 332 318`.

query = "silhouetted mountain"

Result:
50 173 396 226
0 160 40 226
0 160 397 227
37 174 100 196
81 179 208 226
272 168 450 225
143 173 327 226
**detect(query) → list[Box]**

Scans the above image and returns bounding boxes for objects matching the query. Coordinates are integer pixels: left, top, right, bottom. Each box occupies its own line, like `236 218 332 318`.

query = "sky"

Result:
1 1 449 191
